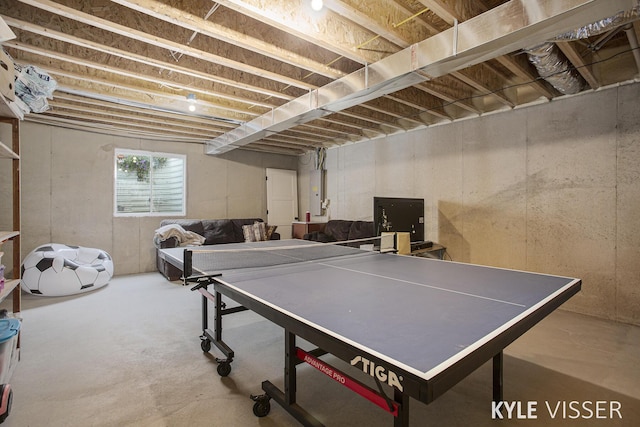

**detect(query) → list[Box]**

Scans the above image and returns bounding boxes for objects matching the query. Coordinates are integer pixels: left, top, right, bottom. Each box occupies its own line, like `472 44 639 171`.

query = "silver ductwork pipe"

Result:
553 1 639 40
203 0 638 155
525 42 585 94
526 0 640 95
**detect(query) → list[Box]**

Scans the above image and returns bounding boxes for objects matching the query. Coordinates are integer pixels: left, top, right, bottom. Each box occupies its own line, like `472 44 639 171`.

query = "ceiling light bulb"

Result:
311 0 323 12
186 93 196 112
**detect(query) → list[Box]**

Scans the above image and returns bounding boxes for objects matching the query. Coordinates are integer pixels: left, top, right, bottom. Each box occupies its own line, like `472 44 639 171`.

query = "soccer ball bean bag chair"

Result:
21 244 114 296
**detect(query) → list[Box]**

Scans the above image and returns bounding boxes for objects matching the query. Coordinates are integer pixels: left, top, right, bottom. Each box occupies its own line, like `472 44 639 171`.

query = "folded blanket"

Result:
154 224 205 247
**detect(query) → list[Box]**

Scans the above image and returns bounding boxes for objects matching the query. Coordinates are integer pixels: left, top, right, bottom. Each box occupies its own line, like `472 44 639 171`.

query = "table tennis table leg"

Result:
214 290 223 344
201 290 208 338
393 388 410 427
196 286 236 376
284 331 298 407
253 330 324 426
493 351 503 403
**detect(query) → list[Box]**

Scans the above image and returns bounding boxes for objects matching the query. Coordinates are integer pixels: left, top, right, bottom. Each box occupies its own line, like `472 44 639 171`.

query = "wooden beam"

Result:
213 0 396 65
494 54 557 99
111 0 346 80
3 16 295 101
17 0 316 90
555 40 600 90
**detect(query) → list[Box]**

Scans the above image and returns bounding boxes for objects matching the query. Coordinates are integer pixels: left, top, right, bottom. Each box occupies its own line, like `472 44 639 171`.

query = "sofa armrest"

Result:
156 247 182 281
157 236 179 249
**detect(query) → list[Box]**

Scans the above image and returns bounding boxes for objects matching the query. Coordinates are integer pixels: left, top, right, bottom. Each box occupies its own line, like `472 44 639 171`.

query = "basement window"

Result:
114 149 186 216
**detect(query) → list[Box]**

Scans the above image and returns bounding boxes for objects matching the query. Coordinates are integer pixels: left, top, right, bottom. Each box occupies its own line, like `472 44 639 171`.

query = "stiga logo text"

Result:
350 355 403 391
492 401 623 420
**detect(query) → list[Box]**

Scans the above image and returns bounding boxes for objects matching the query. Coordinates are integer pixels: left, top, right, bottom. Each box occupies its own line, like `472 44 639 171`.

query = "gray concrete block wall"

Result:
17 123 297 276
298 81 640 325
616 82 640 324
8 80 640 324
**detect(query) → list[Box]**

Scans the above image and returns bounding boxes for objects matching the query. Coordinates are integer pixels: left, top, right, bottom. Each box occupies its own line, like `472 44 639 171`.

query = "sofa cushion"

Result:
348 221 375 241
324 220 353 241
303 230 336 243
202 219 236 245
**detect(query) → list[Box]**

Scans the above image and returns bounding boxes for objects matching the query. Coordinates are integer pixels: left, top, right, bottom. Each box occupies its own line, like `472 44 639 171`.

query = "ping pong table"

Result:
159 239 581 426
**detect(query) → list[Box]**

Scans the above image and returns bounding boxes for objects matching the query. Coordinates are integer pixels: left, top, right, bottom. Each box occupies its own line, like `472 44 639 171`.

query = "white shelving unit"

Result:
0 232 20 303
0 94 22 121
1 27 23 423
0 93 21 315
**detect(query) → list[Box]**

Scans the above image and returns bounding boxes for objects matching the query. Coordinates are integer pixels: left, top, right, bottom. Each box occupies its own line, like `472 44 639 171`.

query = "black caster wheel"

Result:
217 361 232 377
252 399 271 417
200 339 212 352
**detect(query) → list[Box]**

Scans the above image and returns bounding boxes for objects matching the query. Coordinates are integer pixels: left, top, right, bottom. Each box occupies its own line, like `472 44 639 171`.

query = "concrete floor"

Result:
1 273 639 426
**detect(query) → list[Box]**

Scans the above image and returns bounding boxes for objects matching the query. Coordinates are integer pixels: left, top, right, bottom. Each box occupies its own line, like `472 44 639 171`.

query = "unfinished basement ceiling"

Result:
1 0 639 156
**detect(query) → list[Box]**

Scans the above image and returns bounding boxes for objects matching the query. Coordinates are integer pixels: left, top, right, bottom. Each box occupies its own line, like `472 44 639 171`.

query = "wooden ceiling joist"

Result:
1 0 637 155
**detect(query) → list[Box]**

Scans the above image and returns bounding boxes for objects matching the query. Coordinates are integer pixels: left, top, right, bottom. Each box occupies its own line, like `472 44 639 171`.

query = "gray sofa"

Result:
155 218 279 280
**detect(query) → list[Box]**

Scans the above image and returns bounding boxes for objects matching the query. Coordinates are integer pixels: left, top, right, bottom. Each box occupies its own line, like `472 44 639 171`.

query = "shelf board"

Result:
0 279 19 304
0 231 19 243
0 93 23 120
1 17 17 43
0 139 18 159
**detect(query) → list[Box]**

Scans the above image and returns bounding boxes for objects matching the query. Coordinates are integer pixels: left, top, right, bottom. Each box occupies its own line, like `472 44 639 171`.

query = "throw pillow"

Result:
252 221 267 241
242 224 257 242
243 222 276 242
265 224 278 240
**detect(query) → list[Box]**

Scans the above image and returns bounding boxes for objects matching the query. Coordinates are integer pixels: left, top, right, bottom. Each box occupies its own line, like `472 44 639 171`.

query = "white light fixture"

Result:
311 0 323 12
186 93 196 112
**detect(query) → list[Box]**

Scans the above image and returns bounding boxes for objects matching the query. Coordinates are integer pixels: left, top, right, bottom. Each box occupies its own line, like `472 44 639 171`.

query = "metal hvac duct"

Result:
205 0 638 155
526 0 640 95
553 0 640 40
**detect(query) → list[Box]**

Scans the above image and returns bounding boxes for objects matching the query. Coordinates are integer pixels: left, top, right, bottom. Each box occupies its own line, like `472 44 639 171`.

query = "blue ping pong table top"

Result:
174 241 580 383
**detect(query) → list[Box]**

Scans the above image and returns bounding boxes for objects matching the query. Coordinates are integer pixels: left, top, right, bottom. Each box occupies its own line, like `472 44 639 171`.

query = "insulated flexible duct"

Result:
525 42 585 94
526 0 640 94
553 1 639 41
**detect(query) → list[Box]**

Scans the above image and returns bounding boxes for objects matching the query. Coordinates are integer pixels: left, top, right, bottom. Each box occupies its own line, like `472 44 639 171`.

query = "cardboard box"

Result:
395 232 411 255
0 49 15 101
381 232 411 255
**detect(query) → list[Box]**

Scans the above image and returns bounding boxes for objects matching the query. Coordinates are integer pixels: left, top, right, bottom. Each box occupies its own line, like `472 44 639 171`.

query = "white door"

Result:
266 168 298 239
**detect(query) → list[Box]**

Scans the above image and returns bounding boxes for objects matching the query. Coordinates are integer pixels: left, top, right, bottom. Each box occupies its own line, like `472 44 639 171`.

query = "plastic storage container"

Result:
0 318 20 423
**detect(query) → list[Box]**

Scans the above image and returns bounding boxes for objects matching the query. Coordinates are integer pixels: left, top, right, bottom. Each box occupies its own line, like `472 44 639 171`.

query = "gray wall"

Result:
298 81 640 326
3 81 639 325
11 123 296 276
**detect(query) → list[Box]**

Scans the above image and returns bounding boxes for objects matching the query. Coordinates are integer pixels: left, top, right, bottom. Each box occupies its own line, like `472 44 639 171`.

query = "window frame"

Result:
114 148 187 217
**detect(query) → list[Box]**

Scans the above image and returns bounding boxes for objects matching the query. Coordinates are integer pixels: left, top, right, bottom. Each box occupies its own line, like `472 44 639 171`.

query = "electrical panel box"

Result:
309 169 323 216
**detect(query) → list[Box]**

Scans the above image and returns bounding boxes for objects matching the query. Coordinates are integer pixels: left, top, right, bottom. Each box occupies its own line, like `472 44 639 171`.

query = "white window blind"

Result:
114 149 186 216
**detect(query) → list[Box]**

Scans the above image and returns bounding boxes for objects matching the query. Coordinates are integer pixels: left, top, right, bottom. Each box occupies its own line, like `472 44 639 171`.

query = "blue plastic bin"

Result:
0 318 20 424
